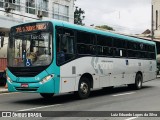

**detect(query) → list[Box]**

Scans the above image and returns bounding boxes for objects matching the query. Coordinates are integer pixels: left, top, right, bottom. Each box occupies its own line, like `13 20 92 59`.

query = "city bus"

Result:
6 20 157 99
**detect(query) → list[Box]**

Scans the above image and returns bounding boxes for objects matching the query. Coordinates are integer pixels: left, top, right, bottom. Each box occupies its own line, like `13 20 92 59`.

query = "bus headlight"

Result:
40 74 54 84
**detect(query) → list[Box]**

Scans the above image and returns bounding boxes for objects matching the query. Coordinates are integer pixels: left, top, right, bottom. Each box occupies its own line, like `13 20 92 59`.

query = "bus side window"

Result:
77 31 96 55
56 27 75 65
97 35 112 56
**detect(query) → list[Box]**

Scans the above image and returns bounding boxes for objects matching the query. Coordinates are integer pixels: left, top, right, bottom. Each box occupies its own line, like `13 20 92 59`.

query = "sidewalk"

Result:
0 87 8 93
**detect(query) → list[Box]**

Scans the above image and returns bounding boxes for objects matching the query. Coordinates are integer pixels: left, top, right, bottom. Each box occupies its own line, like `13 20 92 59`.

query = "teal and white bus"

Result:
7 20 157 99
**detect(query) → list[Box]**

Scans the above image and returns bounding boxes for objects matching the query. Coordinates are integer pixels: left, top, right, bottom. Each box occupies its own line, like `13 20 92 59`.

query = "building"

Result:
0 0 74 58
152 0 160 39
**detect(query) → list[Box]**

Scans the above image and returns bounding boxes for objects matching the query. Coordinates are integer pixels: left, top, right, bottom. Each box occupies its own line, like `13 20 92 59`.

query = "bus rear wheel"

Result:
135 73 143 89
40 93 54 99
77 77 91 99
128 73 143 90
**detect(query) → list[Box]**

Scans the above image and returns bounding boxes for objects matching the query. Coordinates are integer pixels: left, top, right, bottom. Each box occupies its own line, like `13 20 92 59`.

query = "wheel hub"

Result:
137 76 142 87
80 82 88 94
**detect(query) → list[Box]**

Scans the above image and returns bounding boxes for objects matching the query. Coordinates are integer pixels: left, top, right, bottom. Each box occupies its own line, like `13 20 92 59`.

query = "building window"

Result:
53 3 69 22
14 0 20 11
37 0 48 11
26 0 35 14
37 0 49 17
0 0 4 8
4 0 15 3
0 0 20 11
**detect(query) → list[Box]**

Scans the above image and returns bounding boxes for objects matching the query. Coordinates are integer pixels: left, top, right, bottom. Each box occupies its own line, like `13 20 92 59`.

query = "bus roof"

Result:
51 20 155 45
12 19 155 45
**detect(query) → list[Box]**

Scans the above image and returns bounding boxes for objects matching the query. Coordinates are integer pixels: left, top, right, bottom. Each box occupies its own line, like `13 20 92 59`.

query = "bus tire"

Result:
135 73 143 90
40 93 54 99
77 77 91 99
128 73 143 90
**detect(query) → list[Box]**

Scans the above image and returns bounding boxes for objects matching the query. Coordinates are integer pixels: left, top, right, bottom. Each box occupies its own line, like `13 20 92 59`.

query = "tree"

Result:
74 6 85 26
95 25 115 31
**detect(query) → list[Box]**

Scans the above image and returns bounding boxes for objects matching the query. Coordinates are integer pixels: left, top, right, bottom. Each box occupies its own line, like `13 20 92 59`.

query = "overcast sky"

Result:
75 0 151 34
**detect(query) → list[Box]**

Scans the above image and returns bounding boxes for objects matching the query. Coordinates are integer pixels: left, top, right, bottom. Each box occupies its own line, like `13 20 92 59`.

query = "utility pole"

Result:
151 5 154 41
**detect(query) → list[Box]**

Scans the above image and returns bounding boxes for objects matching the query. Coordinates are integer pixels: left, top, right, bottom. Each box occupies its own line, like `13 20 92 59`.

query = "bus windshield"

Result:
8 32 52 67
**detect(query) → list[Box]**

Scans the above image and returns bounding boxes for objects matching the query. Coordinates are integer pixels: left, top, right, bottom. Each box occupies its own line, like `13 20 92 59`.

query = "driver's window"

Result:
56 27 75 65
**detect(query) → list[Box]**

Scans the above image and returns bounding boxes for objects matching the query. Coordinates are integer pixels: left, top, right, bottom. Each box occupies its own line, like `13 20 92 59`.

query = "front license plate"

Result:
21 84 29 88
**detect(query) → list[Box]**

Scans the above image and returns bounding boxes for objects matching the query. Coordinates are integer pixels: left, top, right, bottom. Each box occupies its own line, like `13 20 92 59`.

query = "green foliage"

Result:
96 25 115 31
74 6 85 26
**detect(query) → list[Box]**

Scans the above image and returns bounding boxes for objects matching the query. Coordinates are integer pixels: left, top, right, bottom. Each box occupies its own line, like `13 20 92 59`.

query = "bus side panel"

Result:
110 59 157 85
75 57 101 89
59 57 157 93
143 60 157 82
122 59 140 85
59 61 76 93
108 58 133 86
59 57 101 93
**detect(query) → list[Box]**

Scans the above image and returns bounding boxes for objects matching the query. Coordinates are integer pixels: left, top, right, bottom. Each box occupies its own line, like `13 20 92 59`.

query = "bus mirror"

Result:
0 36 4 48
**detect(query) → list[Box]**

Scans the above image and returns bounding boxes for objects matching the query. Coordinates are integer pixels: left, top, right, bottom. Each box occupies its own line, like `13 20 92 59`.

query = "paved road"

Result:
0 78 160 120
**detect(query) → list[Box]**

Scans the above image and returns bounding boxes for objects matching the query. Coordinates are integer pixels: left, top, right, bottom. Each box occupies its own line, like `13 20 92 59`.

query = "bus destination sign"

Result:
15 22 48 33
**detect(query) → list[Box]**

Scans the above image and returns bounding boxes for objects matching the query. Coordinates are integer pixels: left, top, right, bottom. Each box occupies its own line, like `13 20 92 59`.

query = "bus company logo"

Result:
91 57 103 74
2 112 12 117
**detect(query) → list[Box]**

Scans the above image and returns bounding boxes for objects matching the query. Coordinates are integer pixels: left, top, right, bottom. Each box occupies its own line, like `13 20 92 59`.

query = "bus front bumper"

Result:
7 79 55 93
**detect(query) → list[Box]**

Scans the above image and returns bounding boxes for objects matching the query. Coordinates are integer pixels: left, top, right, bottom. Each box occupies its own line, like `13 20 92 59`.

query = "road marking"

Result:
125 117 138 120
18 104 61 111
112 92 136 97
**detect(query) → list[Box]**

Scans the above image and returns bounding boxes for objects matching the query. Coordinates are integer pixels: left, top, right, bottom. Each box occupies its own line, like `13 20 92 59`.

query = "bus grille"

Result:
16 87 38 91
13 72 39 77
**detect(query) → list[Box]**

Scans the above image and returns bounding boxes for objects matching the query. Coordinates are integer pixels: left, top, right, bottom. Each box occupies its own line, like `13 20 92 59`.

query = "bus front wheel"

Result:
40 93 54 99
77 77 91 99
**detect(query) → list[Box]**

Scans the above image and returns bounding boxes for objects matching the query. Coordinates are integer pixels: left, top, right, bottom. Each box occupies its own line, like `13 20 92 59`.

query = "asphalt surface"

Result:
0 78 160 120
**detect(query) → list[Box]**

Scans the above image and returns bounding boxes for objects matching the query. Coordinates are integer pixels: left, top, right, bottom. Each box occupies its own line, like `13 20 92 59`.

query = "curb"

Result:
0 88 8 94
0 91 8 94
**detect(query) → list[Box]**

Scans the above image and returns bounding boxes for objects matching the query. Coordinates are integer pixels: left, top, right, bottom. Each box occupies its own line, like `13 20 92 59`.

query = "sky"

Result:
75 0 151 34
